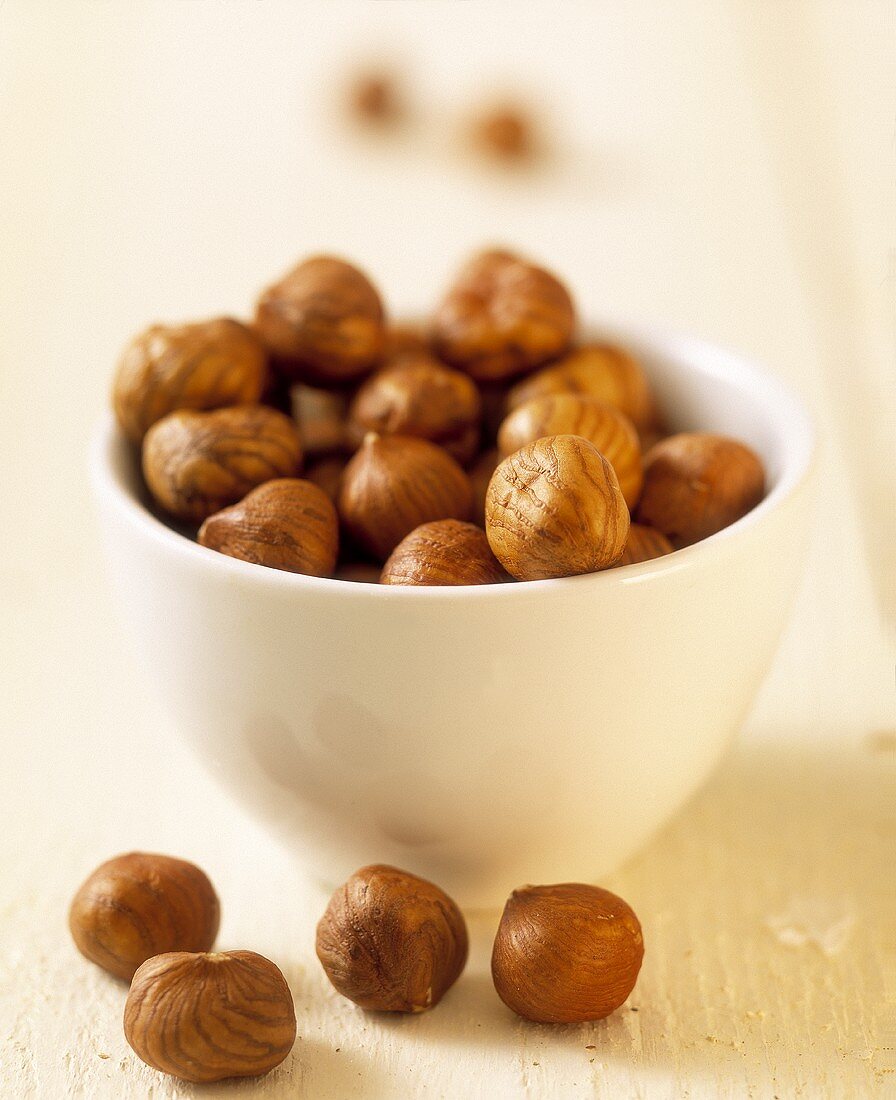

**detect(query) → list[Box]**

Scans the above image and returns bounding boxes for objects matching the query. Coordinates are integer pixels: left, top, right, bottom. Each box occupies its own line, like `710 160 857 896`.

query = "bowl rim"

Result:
90 323 816 602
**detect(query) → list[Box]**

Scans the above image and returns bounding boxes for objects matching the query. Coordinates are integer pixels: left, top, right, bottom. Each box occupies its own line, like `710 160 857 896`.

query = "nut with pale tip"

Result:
316 864 468 1012
380 519 507 586
124 950 296 1083
198 478 338 576
485 434 629 580
338 433 473 561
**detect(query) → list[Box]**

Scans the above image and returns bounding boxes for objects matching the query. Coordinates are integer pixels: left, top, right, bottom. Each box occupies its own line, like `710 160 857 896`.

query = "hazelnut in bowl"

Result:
91 255 814 908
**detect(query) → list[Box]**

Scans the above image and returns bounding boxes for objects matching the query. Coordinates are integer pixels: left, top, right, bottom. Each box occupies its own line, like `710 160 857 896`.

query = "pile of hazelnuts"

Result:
113 249 766 584
70 854 643 1084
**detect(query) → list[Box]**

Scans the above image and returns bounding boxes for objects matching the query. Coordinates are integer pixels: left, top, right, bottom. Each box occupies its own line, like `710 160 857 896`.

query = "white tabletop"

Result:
1 3 893 1097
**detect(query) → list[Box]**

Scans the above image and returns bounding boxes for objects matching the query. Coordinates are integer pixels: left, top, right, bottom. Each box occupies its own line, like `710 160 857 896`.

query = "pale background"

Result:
0 2 893 1098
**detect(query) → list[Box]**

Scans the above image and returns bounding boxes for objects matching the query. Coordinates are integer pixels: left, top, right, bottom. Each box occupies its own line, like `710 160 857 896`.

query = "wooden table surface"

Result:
1 3 893 1097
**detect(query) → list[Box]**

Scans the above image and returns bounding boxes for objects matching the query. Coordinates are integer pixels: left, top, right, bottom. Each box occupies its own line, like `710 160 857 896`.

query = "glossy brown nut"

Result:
255 256 385 384
348 355 482 461
198 479 338 576
142 405 302 523
619 523 675 565
338 434 473 561
316 864 468 1012
492 883 644 1024
113 319 268 443
636 432 765 546
68 852 219 981
432 250 575 382
124 951 296 1082
497 393 643 509
485 434 629 580
381 520 507 586
508 343 658 430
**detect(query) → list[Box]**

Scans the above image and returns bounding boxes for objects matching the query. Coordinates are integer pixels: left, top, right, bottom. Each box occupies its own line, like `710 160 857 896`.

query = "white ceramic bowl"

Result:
91 325 815 908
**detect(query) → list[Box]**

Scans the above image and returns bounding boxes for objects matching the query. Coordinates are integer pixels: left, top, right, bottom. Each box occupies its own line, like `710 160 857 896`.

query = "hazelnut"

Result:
471 105 534 162
142 405 302 523
508 343 658 430
113 318 268 443
432 249 575 382
485 435 629 580
619 523 675 565
497 393 643 509
469 447 500 524
124 950 296 1082
198 479 338 576
381 520 507 586
290 383 349 457
349 71 402 125
255 256 385 384
348 355 482 462
304 454 348 502
316 864 468 1012
636 432 765 546
338 433 473 560
491 883 644 1024
68 852 219 981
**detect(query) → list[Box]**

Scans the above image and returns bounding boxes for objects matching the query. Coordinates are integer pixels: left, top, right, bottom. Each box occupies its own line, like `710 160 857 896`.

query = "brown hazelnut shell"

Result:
113 318 268 444
381 520 508 586
348 356 482 458
316 864 468 1012
468 447 500 524
485 434 629 581
142 405 302 523
124 950 296 1082
68 852 219 981
636 432 765 547
198 478 338 576
508 343 657 430
255 255 385 384
492 883 644 1023
619 523 675 565
338 434 473 561
304 455 348 502
432 250 575 382
497 393 643 509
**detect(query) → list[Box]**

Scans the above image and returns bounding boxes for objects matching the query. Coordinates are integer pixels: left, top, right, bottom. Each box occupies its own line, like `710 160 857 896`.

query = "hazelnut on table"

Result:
68 852 219 980
316 864 468 1012
124 950 296 1083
